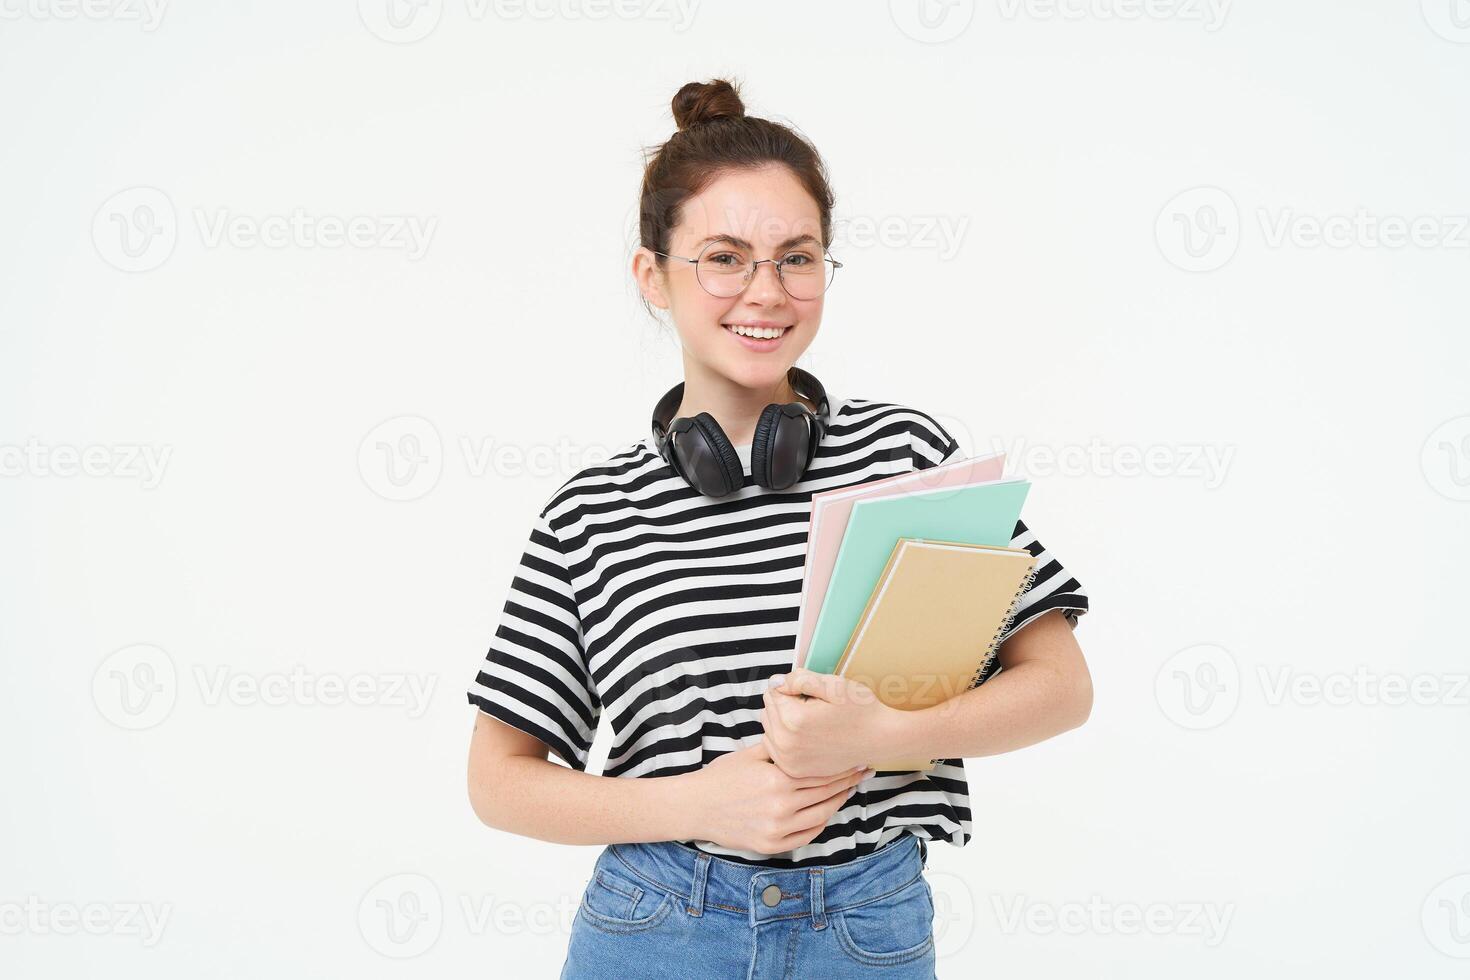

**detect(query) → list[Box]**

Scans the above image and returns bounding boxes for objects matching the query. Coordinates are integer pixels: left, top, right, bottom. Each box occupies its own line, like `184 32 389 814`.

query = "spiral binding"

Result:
921 557 1040 769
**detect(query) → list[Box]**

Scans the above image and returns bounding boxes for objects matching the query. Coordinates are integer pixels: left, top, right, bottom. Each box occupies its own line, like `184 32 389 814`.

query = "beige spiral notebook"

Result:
833 538 1040 772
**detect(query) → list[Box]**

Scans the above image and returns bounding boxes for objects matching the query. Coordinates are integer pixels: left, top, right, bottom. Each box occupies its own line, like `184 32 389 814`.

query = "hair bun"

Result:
671 78 745 132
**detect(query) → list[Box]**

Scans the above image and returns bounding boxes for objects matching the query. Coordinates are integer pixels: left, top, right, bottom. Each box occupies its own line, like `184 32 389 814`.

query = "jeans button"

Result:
761 884 781 907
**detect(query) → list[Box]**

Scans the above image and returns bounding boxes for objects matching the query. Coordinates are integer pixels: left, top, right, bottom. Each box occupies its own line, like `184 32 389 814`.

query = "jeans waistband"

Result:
601 832 929 929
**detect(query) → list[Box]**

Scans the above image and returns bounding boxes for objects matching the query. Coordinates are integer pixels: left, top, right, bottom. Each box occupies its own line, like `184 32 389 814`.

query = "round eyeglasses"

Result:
653 239 843 300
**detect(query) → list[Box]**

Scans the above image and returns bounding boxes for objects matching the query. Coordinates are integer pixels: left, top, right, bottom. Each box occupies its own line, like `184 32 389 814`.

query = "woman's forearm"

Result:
883 656 1093 762
470 755 701 846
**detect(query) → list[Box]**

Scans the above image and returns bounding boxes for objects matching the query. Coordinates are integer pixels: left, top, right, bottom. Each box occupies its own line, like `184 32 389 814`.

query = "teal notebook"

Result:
804 479 1031 675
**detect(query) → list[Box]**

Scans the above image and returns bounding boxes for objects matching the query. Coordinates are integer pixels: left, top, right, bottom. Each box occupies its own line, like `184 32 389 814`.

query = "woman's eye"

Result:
782 253 813 267
708 252 743 267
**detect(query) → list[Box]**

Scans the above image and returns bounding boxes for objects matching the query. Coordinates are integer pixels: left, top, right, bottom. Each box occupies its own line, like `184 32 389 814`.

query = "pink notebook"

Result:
792 450 1007 668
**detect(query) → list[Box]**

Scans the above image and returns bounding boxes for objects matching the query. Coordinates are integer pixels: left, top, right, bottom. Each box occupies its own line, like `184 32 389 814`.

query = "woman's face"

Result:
636 164 825 392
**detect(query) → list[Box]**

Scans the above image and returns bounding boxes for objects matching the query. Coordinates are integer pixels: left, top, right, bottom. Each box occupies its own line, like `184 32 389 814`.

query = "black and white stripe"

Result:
468 395 1089 868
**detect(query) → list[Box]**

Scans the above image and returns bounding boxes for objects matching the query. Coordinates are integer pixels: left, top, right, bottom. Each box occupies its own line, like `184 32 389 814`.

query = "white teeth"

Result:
726 324 788 339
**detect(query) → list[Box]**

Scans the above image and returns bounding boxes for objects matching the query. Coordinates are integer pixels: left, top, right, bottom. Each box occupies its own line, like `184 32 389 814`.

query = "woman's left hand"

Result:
759 668 900 778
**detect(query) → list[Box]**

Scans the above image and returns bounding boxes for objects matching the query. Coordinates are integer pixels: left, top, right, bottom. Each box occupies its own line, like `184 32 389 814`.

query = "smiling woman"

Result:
464 76 1092 979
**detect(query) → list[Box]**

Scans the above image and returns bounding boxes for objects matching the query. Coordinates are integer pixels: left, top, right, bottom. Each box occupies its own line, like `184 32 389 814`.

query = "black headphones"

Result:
651 366 831 498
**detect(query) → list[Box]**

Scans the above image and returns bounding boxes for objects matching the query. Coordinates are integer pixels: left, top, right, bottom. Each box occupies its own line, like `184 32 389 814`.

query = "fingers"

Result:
773 781 858 852
774 667 846 702
791 767 870 809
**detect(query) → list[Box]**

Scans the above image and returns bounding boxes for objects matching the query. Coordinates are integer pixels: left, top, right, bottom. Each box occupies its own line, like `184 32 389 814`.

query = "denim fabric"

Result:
561 831 937 978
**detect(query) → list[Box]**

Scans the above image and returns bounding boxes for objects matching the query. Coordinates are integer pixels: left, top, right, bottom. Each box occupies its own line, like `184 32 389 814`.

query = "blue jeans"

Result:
561 831 937 978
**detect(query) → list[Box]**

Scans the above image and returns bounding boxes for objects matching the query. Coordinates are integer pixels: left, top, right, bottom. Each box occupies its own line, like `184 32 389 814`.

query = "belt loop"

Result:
687 851 712 917
809 868 827 930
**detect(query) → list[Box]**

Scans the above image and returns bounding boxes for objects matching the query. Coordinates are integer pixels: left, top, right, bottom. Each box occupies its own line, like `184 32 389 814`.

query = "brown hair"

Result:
637 77 836 318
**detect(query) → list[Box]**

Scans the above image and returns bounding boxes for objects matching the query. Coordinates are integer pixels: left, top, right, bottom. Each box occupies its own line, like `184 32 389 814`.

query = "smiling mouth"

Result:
723 323 792 340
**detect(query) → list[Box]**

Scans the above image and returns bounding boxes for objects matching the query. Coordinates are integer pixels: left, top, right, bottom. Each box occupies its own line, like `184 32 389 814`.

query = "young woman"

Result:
466 78 1093 978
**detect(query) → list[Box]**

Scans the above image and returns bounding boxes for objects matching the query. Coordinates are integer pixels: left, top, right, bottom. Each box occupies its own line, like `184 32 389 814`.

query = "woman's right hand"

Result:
683 740 874 855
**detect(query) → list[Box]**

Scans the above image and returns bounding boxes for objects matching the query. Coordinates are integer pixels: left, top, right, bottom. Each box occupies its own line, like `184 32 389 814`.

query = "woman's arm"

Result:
467 711 693 844
761 608 1093 775
879 607 1093 761
467 710 870 852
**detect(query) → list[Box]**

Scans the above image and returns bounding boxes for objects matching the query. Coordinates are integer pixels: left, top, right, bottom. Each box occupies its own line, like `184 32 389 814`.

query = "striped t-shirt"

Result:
467 394 1090 869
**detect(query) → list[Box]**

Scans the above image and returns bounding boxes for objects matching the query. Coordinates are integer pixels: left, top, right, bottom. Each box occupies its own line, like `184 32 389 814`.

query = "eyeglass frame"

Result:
651 239 844 299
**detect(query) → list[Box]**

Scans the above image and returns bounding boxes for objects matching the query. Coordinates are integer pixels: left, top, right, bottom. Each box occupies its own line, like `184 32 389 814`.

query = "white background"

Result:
3 1 1468 977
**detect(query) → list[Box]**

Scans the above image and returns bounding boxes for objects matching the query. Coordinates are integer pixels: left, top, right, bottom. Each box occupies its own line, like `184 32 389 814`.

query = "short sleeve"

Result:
907 409 961 470
1000 518 1090 639
467 508 600 771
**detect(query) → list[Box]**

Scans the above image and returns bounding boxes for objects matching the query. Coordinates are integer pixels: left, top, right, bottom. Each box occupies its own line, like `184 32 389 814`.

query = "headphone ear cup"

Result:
749 403 785 489
681 412 744 497
751 403 815 491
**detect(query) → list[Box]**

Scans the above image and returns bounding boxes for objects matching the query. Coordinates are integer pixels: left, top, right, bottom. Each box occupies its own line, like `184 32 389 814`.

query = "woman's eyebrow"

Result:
694 233 821 250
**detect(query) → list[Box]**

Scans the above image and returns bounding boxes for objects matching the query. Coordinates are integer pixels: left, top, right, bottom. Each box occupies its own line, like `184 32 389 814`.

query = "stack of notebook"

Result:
793 450 1039 771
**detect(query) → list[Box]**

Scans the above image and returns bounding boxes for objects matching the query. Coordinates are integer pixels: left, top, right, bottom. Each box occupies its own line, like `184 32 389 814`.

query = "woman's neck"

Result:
673 362 813 447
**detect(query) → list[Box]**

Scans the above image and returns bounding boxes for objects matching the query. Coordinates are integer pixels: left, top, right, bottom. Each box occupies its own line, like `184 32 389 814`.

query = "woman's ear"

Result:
631 247 670 310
